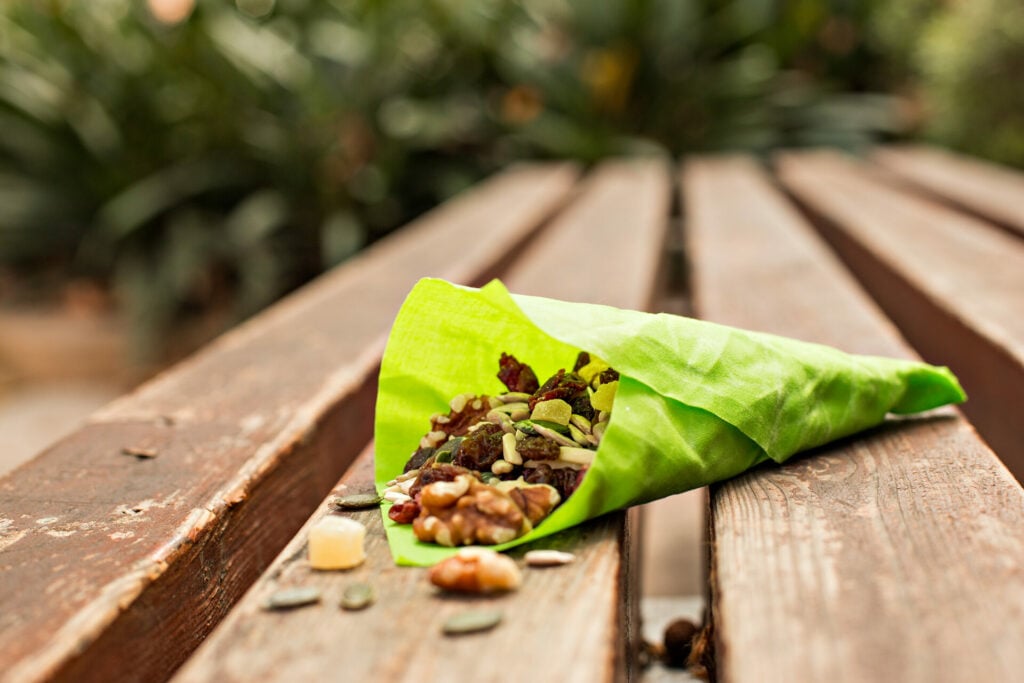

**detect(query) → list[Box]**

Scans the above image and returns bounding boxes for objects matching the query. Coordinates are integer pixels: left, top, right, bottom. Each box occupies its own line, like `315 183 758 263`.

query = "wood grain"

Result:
0 163 579 683
683 156 1024 683
872 144 1024 239
776 149 1024 477
173 158 672 683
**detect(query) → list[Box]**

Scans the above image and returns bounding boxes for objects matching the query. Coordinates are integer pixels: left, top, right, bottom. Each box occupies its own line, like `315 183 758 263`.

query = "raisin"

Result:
388 500 421 524
516 436 560 461
410 463 475 498
497 353 540 394
529 369 589 410
597 368 620 385
404 446 435 473
434 397 490 437
524 464 580 500
572 351 590 373
453 423 505 471
569 392 595 421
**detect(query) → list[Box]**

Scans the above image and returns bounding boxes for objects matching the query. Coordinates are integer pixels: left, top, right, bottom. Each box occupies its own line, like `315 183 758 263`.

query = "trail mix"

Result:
384 351 618 546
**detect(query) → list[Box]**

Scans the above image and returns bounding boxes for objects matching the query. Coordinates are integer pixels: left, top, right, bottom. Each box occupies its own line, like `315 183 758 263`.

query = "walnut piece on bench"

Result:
428 547 522 593
414 475 531 546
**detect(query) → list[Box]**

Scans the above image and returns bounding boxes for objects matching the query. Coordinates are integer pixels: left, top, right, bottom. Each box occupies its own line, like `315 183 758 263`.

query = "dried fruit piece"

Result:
530 398 572 426
497 352 539 394
340 582 376 611
442 609 504 635
590 380 618 412
263 586 321 611
663 618 699 668
524 549 576 567
309 516 366 570
452 422 505 471
429 547 521 593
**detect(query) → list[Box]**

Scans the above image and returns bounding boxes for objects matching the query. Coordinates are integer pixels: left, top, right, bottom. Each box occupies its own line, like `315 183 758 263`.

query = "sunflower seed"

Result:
442 609 503 635
263 586 321 611
524 549 576 567
331 493 383 510
340 582 376 611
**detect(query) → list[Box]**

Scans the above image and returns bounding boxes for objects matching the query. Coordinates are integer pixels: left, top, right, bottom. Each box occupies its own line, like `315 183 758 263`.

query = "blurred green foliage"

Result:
873 0 1024 168
2 0 1002 360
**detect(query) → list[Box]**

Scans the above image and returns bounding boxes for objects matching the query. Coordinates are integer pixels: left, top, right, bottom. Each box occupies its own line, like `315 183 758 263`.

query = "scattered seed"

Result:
121 446 157 459
524 549 576 567
263 586 321 611
383 491 412 504
331 493 383 510
340 582 376 611
442 609 503 635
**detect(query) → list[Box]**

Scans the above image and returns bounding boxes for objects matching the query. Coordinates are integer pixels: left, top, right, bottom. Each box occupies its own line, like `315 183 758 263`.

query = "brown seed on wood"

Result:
663 618 699 668
121 446 158 459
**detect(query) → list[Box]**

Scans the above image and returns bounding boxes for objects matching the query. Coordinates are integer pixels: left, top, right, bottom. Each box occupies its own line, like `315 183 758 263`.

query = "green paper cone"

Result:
374 278 965 566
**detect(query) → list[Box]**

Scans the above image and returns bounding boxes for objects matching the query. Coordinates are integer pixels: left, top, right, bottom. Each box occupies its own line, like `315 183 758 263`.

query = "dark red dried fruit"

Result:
410 463 475 498
516 436 560 461
497 353 540 394
572 351 590 373
597 368 620 385
433 396 491 437
524 464 580 500
388 500 421 524
529 369 588 410
453 423 504 471
403 446 435 473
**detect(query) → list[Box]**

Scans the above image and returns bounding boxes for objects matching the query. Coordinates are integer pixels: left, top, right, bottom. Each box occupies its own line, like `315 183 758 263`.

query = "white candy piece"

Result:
308 516 366 570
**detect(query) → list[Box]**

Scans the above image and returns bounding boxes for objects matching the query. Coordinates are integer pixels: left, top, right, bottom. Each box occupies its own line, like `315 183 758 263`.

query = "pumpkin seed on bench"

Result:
331 492 383 510
263 586 322 611
442 609 503 635
340 582 376 611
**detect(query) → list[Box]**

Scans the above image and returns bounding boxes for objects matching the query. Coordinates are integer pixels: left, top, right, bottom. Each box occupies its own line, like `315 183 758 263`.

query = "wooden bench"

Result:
2 151 1022 683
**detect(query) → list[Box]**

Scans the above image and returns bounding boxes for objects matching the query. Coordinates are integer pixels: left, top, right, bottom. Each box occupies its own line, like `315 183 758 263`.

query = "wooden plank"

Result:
173 159 672 683
872 144 1024 238
776 149 1024 477
683 156 1024 683
0 163 579 683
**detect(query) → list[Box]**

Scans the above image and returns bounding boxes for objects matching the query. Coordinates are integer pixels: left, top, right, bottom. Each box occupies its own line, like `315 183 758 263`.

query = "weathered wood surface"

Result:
173 159 672 683
684 156 1024 683
872 144 1024 238
0 163 579 683
776 149 1024 478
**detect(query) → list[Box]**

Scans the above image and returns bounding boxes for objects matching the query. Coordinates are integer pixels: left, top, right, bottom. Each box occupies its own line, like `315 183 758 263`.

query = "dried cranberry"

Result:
453 423 504 471
497 353 540 394
388 500 421 524
529 369 588 410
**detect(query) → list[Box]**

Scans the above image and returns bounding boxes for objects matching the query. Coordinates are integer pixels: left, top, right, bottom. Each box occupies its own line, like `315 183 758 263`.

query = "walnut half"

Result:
428 547 521 593
413 475 531 546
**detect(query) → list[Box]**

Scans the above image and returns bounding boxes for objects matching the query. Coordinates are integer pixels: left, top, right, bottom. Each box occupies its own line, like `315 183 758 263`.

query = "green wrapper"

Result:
375 278 965 566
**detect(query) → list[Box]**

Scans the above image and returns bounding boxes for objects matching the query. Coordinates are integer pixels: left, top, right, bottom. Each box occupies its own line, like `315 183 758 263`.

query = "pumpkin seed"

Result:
442 609 503 635
331 493 383 510
263 586 321 611
340 582 376 611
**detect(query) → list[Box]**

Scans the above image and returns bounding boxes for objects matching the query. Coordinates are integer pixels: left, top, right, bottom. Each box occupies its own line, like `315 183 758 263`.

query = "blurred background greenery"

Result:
1 0 1021 365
